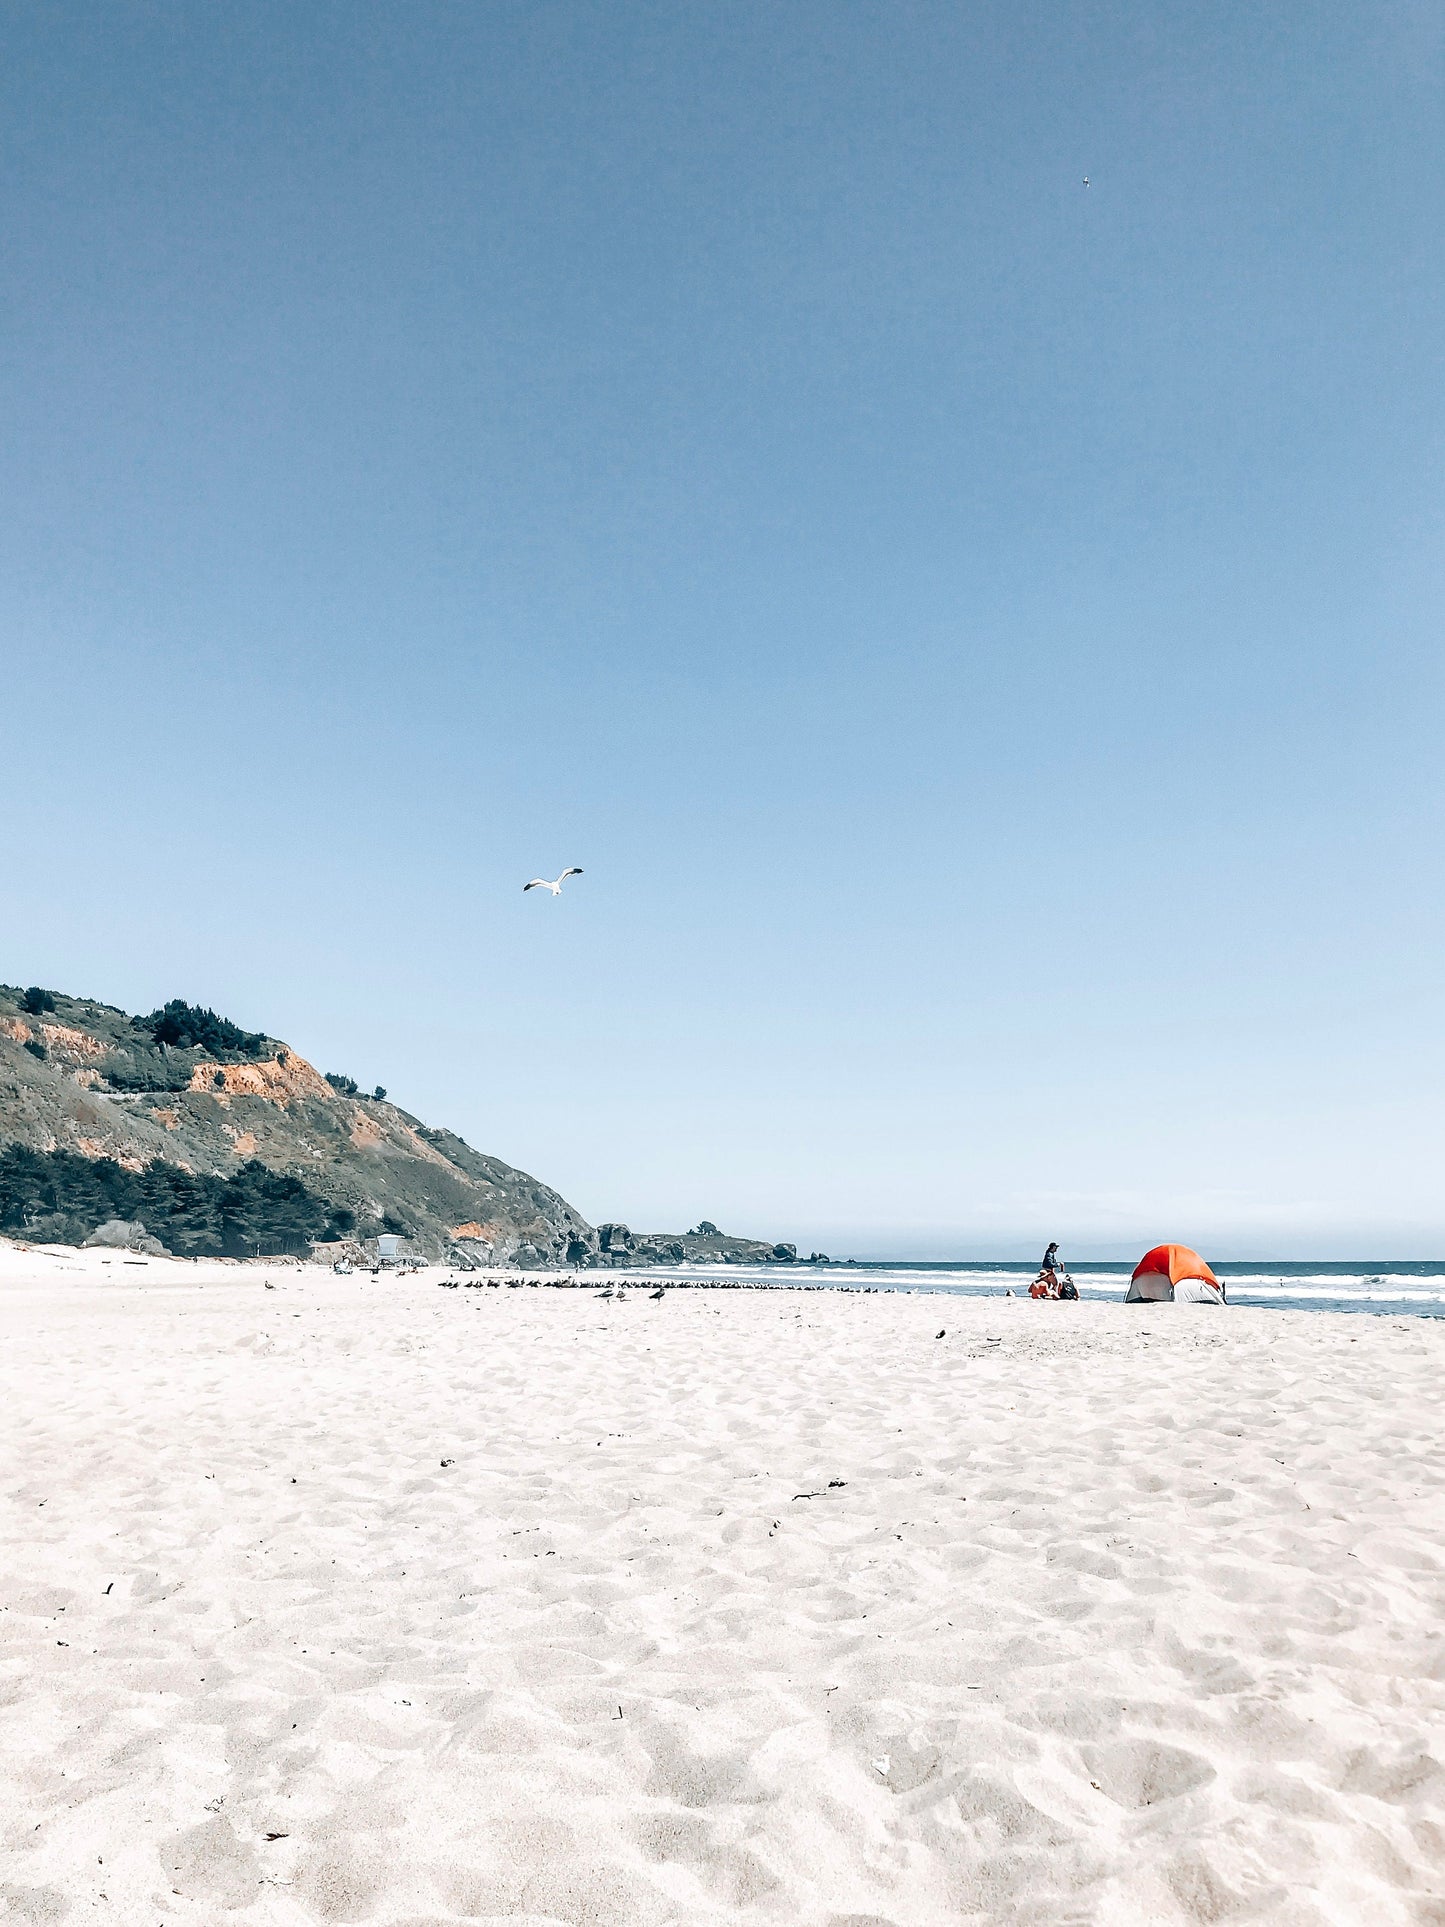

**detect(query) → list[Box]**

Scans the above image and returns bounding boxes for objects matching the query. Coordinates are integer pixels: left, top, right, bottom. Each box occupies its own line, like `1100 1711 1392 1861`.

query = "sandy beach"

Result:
1 1245 1442 1926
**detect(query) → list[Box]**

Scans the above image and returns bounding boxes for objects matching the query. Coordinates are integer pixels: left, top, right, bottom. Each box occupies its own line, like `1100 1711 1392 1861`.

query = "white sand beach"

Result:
1 1245 1443 1926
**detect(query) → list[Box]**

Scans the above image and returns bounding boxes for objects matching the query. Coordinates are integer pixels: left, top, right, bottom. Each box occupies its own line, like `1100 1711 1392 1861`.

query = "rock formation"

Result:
594 1221 797 1266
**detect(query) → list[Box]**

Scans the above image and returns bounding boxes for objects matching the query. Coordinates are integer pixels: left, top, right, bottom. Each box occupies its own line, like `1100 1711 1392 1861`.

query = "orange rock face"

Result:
187 1053 333 1104
39 1024 108 1060
74 1137 145 1172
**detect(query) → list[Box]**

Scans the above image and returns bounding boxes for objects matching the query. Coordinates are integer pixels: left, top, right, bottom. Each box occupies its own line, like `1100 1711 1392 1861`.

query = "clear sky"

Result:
3 3 1442 1256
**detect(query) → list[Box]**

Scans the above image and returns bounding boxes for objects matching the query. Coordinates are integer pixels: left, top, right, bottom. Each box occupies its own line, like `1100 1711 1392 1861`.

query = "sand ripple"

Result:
1 1256 1443 1923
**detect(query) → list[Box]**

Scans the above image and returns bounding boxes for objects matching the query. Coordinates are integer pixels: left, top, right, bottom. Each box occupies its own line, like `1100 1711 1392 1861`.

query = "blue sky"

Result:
3 2 1442 1255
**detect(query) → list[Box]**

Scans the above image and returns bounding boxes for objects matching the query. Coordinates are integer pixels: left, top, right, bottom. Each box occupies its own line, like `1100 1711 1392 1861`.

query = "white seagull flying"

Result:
523 867 583 896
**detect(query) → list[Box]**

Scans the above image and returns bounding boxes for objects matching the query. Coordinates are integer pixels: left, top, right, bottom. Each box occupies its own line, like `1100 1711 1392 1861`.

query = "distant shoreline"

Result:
4 1236 1443 1318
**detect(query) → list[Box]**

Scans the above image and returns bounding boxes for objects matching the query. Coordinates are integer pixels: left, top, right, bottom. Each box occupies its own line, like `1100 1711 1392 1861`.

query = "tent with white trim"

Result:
1125 1243 1226 1305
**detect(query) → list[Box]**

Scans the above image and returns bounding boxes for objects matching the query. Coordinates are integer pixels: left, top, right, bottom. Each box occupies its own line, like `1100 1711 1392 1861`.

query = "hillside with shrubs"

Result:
0 985 593 1265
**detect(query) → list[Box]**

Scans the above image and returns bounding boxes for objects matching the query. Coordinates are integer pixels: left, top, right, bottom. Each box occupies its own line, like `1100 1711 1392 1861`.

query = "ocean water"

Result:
634 1260 1445 1318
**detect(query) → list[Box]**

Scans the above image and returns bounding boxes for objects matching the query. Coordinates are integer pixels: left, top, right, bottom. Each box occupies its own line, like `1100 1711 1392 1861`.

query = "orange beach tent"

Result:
1126 1243 1226 1305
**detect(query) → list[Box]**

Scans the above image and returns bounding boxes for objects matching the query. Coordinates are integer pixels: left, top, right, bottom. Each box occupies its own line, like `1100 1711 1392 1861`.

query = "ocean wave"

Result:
637 1259 1445 1316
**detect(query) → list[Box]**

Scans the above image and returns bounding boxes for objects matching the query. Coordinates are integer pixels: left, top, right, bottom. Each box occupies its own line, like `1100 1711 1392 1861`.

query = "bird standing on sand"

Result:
523 868 583 896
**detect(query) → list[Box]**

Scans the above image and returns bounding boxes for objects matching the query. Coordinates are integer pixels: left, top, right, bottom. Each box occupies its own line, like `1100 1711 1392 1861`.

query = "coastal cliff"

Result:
0 984 590 1264
0 983 795 1267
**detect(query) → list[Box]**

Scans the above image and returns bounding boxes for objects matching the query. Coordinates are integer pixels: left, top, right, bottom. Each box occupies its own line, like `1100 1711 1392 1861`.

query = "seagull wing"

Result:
561 867 583 880
523 880 547 892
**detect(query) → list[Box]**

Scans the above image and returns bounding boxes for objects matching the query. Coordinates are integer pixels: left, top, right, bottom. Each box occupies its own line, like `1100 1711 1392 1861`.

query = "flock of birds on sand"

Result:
438 1275 900 1297
438 1275 666 1300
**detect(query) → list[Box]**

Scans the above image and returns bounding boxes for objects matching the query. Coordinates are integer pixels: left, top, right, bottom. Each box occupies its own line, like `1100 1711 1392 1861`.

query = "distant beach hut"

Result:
1126 1243 1226 1305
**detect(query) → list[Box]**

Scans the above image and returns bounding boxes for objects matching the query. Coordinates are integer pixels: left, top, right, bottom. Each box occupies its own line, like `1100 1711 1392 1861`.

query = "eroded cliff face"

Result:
0 985 595 1265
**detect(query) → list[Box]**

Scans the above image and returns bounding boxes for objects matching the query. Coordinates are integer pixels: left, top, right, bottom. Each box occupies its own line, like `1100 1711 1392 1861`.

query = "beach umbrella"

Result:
1125 1243 1225 1305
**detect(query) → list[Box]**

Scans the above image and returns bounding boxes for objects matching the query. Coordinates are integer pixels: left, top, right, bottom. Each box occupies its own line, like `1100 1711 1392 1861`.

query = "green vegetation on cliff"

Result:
0 982 787 1266
135 1000 269 1059
0 980 595 1263
0 1144 354 1255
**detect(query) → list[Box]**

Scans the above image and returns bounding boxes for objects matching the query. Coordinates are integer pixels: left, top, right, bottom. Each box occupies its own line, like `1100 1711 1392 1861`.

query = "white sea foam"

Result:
634 1259 1445 1316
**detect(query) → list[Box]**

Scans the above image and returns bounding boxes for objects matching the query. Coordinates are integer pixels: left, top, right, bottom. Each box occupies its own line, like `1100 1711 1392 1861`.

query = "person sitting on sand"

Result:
1028 1242 1063 1298
1057 1275 1078 1300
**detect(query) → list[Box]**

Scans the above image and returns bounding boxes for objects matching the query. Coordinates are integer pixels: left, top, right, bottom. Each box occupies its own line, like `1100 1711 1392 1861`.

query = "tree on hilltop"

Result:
136 1000 267 1059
